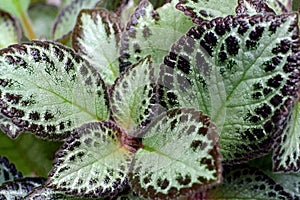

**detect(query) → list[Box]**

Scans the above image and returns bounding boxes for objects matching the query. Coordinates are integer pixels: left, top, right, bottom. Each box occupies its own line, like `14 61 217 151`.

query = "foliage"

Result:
0 0 299 199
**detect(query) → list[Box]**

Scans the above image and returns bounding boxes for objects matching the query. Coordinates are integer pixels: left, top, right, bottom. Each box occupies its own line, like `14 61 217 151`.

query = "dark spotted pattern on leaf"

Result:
130 108 221 199
0 157 22 185
236 0 276 15
0 41 110 139
160 14 300 163
47 122 133 198
0 11 21 49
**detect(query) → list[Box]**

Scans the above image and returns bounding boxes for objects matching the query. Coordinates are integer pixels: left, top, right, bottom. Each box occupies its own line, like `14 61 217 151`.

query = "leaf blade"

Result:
0 11 21 49
0 156 22 185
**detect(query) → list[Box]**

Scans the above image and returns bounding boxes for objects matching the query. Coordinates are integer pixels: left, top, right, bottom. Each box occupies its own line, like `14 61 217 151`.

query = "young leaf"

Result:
176 0 238 24
130 108 221 199
0 157 22 185
273 100 300 172
0 177 45 199
236 0 276 15
207 165 294 199
47 122 133 198
0 41 110 139
52 0 102 40
110 56 156 132
119 0 194 74
0 11 21 49
73 9 122 85
160 14 300 164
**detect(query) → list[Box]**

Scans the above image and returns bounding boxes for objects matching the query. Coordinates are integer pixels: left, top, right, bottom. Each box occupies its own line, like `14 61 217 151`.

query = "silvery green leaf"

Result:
73 9 122 85
207 165 294 199
273 101 300 172
160 14 300 163
0 11 21 49
130 108 221 199
52 0 102 40
176 0 238 24
0 157 22 185
47 122 133 198
236 0 276 15
0 177 45 199
266 0 292 13
110 56 156 132
0 41 109 139
119 0 194 75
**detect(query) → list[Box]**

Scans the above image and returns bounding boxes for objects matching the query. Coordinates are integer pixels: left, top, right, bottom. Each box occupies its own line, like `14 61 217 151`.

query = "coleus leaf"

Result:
52 0 102 41
273 100 300 172
73 9 122 85
130 108 221 199
236 0 276 15
206 165 294 199
0 11 21 49
0 157 22 185
119 0 194 73
176 0 238 24
110 56 156 132
0 41 110 139
47 122 133 198
0 177 45 199
160 14 300 163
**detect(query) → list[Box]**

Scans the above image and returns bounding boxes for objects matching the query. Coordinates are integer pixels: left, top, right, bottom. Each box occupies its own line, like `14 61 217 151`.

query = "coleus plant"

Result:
0 0 299 199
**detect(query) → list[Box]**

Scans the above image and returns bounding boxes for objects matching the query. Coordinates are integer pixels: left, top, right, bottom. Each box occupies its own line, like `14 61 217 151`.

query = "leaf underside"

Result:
0 157 22 185
130 108 221 199
0 41 109 139
0 177 45 199
207 165 294 199
52 0 102 40
73 9 122 85
0 11 21 49
47 122 133 198
160 14 300 163
110 56 156 132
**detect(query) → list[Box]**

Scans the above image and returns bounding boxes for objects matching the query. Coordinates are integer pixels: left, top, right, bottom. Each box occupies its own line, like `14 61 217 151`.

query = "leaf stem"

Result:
20 11 37 40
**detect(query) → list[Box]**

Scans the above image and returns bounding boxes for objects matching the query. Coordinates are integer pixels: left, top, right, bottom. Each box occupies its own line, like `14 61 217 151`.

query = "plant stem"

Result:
20 12 37 40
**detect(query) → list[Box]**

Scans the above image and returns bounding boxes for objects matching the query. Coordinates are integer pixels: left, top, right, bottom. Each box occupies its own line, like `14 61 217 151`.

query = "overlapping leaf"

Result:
0 0 30 20
0 41 109 139
110 56 156 132
0 157 22 185
266 0 292 14
176 0 238 24
47 122 133 198
236 0 276 15
0 11 21 49
73 9 122 85
52 0 102 40
130 108 221 199
160 14 300 163
119 0 194 74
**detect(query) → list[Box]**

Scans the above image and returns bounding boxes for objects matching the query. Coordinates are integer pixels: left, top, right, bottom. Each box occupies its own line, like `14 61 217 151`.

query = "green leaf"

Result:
0 11 21 49
273 100 300 172
236 0 276 15
160 14 300 163
130 108 221 199
0 177 45 199
110 56 156 132
119 0 194 74
52 0 102 40
0 0 30 19
266 0 293 14
0 41 110 139
176 0 238 24
0 132 61 177
207 165 294 199
0 157 22 185
73 9 122 85
47 122 133 198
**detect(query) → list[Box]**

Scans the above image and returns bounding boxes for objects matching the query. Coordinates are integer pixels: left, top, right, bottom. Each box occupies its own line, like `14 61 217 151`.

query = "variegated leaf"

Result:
207 165 294 199
52 0 102 40
273 101 300 172
266 0 292 14
0 177 45 200
0 41 109 139
236 0 276 15
0 157 22 185
176 0 238 24
160 14 300 164
47 122 133 198
110 56 156 133
119 0 193 75
0 11 21 49
130 108 221 199
73 9 122 85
